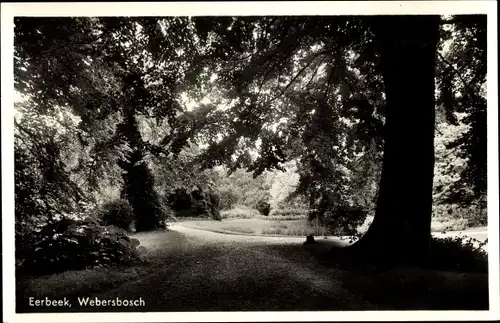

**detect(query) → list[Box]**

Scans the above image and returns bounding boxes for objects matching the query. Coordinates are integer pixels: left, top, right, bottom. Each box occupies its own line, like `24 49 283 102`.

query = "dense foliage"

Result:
99 199 134 231
167 186 221 220
431 236 488 273
256 201 271 216
18 218 142 275
14 15 487 270
213 167 271 210
180 16 486 235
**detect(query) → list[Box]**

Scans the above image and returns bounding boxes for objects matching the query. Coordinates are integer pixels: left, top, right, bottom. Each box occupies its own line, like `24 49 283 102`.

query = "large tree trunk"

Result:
344 16 441 266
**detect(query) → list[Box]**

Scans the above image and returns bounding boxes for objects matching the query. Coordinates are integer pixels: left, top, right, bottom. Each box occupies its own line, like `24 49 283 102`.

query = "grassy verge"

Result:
261 221 328 236
431 216 469 232
180 218 330 237
17 264 151 300
220 206 261 219
171 205 486 243
265 214 308 221
359 215 484 235
16 225 488 312
265 240 488 310
221 226 256 234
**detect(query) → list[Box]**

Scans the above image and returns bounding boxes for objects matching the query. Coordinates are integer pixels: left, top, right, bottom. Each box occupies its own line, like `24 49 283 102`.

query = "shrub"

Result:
432 202 487 230
431 217 469 233
261 220 328 236
430 236 488 273
217 186 240 210
212 211 223 221
256 201 271 216
312 204 367 236
220 206 260 219
167 187 221 220
99 199 134 231
19 218 142 276
270 207 309 217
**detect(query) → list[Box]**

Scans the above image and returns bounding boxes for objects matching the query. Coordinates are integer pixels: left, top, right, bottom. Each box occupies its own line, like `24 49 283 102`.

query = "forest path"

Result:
87 224 488 311
96 224 374 311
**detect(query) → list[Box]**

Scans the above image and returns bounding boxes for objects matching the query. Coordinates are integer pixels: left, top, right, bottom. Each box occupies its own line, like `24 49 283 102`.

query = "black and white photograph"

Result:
2 1 499 322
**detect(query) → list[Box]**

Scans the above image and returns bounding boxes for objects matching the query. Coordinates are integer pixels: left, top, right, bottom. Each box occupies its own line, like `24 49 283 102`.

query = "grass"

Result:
431 216 469 232
221 226 256 234
219 207 309 221
178 215 487 240
17 265 149 301
180 217 330 237
261 221 328 236
266 241 488 310
359 215 479 235
214 207 481 235
172 204 484 236
16 229 189 312
267 207 309 220
265 214 308 221
17 223 489 312
180 218 282 235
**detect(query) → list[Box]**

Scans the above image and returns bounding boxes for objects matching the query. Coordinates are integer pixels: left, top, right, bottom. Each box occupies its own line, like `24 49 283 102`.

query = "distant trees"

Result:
213 168 271 210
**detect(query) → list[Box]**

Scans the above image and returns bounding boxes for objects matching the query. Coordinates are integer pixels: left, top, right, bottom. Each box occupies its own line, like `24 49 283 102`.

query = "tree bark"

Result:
344 16 441 266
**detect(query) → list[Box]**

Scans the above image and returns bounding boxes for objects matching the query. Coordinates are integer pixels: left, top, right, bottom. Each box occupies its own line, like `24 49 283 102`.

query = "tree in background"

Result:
268 160 306 210
435 16 487 209
213 167 271 210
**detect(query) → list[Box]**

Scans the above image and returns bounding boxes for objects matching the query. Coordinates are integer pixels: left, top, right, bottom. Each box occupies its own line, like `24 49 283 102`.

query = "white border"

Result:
2 2 499 322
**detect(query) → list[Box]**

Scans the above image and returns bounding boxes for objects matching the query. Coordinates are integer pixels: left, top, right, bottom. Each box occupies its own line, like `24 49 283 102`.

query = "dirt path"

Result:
91 224 372 311
174 221 488 249
74 223 488 312
16 222 489 313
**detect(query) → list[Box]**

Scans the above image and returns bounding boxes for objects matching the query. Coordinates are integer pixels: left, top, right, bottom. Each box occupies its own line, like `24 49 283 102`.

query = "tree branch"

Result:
437 51 475 95
267 51 330 104
305 55 329 89
40 33 106 57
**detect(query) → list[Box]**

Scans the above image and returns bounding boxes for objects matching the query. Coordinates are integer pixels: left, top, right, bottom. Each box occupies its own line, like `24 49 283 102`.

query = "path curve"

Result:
84 223 489 311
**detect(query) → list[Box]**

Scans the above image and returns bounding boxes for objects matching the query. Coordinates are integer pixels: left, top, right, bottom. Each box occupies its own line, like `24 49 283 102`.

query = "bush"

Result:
217 186 240 210
261 220 328 236
431 236 488 273
99 199 134 231
432 202 487 230
256 201 271 216
167 187 221 220
431 217 469 233
312 204 367 236
19 218 142 276
270 207 309 217
220 206 260 219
